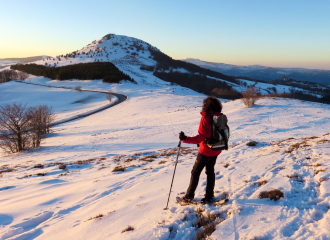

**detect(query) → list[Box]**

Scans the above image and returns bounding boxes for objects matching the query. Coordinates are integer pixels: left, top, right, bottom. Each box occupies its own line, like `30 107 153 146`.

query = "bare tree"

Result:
18 71 28 80
106 93 112 102
241 87 261 107
28 105 54 148
0 104 32 153
0 104 55 153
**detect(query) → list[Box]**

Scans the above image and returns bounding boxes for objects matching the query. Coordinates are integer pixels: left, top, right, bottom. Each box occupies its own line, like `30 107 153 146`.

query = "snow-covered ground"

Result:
1 64 330 239
0 78 115 123
1 35 330 239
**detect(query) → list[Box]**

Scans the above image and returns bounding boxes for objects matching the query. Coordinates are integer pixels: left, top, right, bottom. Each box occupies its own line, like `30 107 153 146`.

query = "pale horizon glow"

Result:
0 0 329 70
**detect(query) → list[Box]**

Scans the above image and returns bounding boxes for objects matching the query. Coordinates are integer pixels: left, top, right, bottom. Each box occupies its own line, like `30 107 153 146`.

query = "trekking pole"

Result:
164 140 182 210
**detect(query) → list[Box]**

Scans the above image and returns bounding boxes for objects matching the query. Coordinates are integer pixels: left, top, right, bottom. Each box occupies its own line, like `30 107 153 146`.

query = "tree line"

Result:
0 70 28 83
148 47 241 86
153 71 242 99
11 62 136 84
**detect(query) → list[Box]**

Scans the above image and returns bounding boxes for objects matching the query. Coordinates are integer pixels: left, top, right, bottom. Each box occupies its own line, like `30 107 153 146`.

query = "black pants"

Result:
185 153 218 199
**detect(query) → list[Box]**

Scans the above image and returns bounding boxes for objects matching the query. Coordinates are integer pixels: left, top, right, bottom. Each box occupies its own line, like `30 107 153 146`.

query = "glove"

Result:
179 131 187 141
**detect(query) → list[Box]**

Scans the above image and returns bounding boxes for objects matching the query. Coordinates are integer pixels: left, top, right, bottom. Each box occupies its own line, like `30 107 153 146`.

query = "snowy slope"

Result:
1 64 330 239
33 34 157 68
1 34 330 240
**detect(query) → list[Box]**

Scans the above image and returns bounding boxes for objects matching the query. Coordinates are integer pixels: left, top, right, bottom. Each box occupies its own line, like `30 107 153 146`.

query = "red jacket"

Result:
183 112 222 157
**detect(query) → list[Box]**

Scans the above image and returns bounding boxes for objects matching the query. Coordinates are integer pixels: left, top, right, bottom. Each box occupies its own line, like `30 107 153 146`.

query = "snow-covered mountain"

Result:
34 34 158 68
183 58 330 86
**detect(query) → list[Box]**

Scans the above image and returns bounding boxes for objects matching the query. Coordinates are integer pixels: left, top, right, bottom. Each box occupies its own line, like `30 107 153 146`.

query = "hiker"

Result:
179 96 223 204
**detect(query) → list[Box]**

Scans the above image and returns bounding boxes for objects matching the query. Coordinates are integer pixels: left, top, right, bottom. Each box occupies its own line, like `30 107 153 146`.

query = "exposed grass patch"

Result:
142 167 153 171
59 164 66 170
0 168 14 175
121 226 134 233
223 163 230 168
33 164 44 169
75 159 96 165
35 172 46 176
306 163 322 167
254 180 268 186
195 207 204 214
196 222 217 240
158 160 167 164
23 174 32 178
315 169 326 175
246 141 257 146
86 211 115 221
286 174 305 182
112 166 126 172
259 189 284 201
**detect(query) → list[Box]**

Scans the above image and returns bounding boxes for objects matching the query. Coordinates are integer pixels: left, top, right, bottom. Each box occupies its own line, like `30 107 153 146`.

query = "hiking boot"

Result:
180 196 194 204
201 197 215 204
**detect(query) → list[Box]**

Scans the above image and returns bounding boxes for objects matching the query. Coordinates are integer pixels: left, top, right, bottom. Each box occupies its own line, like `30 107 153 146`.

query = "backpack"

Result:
204 114 230 151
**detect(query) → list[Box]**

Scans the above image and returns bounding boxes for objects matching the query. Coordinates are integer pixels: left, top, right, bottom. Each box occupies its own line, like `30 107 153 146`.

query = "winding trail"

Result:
15 80 128 126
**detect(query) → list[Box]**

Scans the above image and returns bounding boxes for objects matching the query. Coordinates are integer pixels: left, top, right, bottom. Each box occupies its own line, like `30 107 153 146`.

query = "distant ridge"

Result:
0 56 50 63
183 58 330 86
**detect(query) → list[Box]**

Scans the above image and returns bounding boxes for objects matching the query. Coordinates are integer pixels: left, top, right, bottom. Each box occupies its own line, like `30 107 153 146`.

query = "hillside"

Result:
183 58 330 87
0 56 50 68
1 35 330 239
1 72 330 239
21 34 325 103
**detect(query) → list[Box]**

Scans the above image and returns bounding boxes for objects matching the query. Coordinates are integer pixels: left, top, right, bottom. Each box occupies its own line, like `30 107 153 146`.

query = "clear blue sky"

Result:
1 0 329 69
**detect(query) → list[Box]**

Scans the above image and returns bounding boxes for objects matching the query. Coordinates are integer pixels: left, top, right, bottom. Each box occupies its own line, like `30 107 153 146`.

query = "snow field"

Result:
1 61 330 239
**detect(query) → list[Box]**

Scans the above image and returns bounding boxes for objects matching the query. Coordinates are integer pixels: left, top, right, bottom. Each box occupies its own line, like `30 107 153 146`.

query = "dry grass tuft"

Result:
88 213 104 221
286 174 304 182
58 164 66 170
112 166 126 172
0 168 14 175
254 180 268 186
158 160 167 164
121 226 134 233
207 213 217 221
33 164 44 169
23 174 32 178
306 163 321 167
246 141 257 146
259 189 284 201
314 169 326 175
195 217 210 228
195 207 205 214
196 222 217 240
35 172 46 176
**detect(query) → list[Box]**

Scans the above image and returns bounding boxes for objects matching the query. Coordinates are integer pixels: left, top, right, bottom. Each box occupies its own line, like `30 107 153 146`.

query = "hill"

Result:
7 34 324 103
183 58 330 87
0 56 50 68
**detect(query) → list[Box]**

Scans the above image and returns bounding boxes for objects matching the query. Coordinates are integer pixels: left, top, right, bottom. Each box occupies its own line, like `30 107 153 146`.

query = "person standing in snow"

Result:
179 96 223 203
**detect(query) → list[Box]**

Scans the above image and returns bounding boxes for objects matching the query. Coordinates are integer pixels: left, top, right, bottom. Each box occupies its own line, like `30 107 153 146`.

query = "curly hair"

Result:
202 96 222 113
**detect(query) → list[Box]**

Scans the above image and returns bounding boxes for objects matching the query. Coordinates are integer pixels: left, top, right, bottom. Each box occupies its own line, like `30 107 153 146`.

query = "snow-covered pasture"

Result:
1 67 330 239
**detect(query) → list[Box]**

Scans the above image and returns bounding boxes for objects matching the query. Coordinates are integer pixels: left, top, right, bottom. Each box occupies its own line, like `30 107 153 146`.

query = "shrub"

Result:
121 226 134 233
241 87 260 107
112 166 126 172
0 103 54 153
259 189 284 201
75 86 82 92
246 141 257 146
106 93 112 102
59 164 66 170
